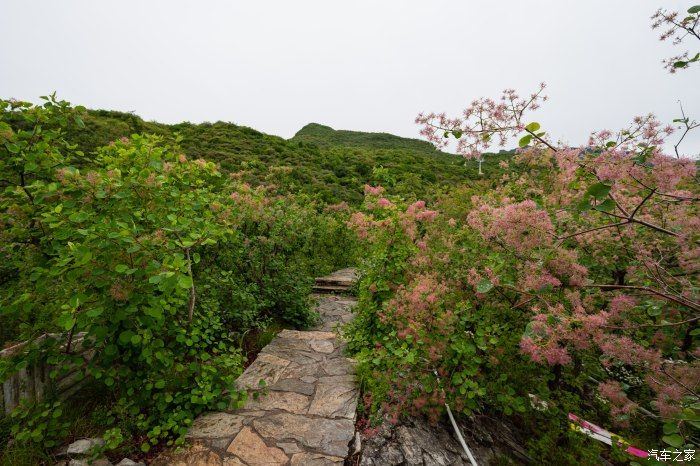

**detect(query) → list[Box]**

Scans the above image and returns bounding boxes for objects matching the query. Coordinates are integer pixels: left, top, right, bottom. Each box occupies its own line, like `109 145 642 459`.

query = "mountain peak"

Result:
292 123 441 154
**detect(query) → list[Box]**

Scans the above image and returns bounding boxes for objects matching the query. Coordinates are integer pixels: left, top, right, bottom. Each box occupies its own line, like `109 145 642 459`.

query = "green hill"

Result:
63 110 512 205
292 122 442 154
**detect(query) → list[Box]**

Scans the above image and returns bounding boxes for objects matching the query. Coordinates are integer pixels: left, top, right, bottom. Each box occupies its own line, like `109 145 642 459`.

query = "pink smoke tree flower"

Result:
349 77 699 456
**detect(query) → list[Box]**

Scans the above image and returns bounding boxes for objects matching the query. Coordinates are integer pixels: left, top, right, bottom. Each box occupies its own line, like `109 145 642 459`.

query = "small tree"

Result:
1 98 246 451
415 84 547 175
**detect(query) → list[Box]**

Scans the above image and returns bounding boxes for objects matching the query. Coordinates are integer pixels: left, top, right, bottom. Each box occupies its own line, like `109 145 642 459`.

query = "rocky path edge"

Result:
153 270 358 466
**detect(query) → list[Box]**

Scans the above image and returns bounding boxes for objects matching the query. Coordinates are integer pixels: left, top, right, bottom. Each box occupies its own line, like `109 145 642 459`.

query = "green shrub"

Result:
0 96 358 458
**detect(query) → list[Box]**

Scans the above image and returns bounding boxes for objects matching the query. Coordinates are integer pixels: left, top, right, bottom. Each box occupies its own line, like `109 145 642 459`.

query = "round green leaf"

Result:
5 142 20 153
525 122 541 132
518 135 533 148
476 279 494 294
662 434 684 448
586 182 612 200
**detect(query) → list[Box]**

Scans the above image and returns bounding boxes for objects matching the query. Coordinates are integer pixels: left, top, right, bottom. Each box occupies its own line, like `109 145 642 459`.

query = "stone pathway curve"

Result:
154 271 358 466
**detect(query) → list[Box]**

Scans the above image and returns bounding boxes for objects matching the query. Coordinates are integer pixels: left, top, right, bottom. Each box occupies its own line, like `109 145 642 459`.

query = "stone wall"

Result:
1 332 91 415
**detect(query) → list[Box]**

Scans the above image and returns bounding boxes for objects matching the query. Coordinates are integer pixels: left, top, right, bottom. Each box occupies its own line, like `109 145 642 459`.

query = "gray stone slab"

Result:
308 380 358 420
253 412 355 457
270 378 316 396
187 412 247 440
290 452 345 465
244 390 310 414
236 353 290 390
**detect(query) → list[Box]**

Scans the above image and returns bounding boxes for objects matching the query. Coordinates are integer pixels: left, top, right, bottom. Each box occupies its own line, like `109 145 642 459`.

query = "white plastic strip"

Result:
445 402 479 466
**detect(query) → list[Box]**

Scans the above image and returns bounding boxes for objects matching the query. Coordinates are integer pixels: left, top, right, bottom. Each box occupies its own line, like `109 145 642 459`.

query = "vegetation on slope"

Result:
0 97 358 464
292 122 441 153
61 110 514 205
347 82 700 464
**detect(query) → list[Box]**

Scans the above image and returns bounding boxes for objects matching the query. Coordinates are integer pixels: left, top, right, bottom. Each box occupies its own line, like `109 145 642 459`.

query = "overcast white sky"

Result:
1 0 699 155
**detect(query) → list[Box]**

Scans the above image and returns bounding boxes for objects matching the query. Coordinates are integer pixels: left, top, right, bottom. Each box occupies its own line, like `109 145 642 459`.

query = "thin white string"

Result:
445 401 479 466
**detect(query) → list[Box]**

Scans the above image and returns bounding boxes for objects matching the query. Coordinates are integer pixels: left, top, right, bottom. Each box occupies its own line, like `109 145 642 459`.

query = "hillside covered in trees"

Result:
1 4 698 465
62 110 513 205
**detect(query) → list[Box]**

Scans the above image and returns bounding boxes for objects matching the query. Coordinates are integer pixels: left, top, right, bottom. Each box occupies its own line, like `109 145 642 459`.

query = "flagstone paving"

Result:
153 275 358 466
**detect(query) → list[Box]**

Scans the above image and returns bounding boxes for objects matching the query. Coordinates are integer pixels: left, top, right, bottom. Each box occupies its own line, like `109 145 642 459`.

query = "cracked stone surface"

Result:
155 271 358 465
253 413 355 457
226 427 288 465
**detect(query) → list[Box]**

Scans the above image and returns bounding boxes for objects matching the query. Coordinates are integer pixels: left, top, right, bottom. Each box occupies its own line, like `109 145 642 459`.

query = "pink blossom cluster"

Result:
364 184 385 196
402 85 700 427
520 336 572 365
467 199 554 253
518 262 561 291
597 334 662 371
598 381 638 425
348 212 373 239
384 274 449 335
325 201 350 212
608 295 637 319
647 362 700 417
545 249 588 287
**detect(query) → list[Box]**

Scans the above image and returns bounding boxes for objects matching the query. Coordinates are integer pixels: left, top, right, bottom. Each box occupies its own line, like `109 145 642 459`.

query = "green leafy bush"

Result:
0 96 358 459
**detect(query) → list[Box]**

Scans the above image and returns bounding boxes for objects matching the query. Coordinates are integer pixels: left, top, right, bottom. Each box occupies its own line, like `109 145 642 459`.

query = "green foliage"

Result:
292 122 441 153
0 97 359 459
344 142 700 462
9 401 69 448
57 110 516 206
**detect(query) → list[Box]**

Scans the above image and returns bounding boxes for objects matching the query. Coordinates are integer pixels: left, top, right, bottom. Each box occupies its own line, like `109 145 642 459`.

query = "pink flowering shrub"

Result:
349 85 699 457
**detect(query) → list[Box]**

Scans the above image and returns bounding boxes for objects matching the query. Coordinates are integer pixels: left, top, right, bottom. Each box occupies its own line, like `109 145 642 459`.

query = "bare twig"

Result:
557 221 630 241
185 247 196 323
585 284 700 312
604 315 700 330
674 101 700 158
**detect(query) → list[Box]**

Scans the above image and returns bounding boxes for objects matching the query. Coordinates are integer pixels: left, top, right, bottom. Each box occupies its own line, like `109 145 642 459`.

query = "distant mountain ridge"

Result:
292 123 444 154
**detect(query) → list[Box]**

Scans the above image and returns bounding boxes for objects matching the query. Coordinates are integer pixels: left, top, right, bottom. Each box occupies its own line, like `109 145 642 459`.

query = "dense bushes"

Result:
346 103 699 463
0 96 358 461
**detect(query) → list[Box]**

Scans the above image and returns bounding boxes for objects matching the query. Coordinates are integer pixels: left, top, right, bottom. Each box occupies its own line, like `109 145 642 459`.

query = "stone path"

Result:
154 274 358 466
313 268 358 294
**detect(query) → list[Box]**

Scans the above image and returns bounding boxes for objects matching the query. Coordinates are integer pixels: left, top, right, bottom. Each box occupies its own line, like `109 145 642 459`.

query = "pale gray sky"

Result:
1 0 699 155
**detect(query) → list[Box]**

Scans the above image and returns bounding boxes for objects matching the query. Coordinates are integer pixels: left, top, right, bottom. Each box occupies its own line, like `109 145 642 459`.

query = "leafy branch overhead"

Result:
652 5 700 72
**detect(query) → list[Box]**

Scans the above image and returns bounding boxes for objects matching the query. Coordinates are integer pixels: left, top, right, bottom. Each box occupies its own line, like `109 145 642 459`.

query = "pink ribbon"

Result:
568 413 648 458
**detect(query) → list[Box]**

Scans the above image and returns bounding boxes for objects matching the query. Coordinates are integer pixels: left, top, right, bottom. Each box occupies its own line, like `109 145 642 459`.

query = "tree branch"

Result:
604 315 700 330
584 284 700 312
185 247 196 323
557 221 630 241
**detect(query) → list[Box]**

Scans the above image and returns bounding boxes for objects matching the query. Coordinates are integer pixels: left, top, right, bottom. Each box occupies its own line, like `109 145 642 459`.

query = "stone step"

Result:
314 268 357 287
314 278 354 287
312 284 352 294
